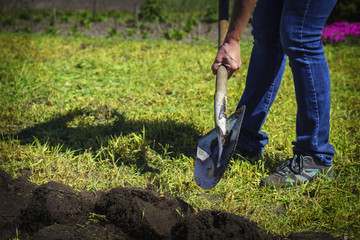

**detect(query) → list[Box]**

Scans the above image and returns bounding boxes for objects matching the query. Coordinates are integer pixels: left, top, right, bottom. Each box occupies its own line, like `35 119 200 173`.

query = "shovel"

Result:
194 0 246 189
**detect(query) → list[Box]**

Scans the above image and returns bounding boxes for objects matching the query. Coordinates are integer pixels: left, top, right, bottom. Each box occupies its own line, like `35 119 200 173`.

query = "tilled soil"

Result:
0 169 339 240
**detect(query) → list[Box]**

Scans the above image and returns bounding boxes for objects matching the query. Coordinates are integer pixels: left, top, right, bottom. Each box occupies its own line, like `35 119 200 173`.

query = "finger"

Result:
211 62 221 75
227 68 234 78
228 61 242 77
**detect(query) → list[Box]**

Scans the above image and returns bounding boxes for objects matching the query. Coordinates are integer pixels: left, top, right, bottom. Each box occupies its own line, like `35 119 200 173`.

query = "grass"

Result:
0 33 359 239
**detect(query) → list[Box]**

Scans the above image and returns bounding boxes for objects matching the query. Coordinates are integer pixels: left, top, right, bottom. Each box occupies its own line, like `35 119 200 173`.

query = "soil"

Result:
0 169 340 240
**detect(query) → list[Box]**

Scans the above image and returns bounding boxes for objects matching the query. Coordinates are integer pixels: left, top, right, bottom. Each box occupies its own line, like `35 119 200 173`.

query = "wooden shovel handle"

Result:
216 0 229 96
218 0 229 47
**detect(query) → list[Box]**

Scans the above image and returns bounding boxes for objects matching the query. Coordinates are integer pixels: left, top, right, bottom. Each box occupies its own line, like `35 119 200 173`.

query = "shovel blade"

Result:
194 105 245 189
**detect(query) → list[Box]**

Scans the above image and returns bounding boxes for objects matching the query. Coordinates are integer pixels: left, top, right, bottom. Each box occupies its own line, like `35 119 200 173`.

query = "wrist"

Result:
223 35 240 46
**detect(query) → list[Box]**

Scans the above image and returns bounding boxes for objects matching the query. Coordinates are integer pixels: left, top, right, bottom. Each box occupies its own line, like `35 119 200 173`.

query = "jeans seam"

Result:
299 0 321 156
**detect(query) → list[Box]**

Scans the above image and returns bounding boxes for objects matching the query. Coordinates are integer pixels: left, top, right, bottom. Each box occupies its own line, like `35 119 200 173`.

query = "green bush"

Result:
60 15 71 23
107 28 118 38
328 0 360 23
1 16 17 26
18 9 32 20
32 14 44 23
62 10 76 18
183 17 199 33
80 10 92 19
69 24 83 37
138 0 166 22
22 25 31 33
142 30 149 39
125 18 135 24
163 29 185 40
91 12 108 23
125 28 137 37
202 4 218 23
139 23 147 30
79 15 92 29
108 11 122 19
40 10 51 19
44 26 59 35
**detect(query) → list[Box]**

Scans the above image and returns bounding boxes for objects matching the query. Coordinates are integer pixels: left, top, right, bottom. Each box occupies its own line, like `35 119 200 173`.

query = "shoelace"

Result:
276 154 304 176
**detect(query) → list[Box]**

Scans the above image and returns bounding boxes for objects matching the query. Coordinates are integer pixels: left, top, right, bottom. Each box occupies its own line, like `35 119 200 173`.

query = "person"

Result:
211 0 337 188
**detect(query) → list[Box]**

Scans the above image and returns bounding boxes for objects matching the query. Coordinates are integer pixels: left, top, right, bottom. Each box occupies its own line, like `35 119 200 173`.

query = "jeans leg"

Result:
237 0 287 154
280 0 337 165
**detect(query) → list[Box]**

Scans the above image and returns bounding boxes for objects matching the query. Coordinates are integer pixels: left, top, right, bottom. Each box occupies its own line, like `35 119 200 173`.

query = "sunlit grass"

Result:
0 33 359 239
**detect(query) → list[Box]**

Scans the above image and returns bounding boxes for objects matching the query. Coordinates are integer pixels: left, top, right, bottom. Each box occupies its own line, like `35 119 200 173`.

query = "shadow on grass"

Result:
232 152 290 175
6 106 201 174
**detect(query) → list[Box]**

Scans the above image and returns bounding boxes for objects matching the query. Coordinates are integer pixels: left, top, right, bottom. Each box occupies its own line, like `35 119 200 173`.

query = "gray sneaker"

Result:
260 153 334 188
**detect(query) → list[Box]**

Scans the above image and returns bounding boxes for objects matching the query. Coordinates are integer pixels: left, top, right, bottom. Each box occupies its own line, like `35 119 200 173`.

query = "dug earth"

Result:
0 169 339 240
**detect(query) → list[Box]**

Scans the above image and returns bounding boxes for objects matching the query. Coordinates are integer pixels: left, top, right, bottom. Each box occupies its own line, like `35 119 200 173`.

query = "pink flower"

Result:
322 22 360 42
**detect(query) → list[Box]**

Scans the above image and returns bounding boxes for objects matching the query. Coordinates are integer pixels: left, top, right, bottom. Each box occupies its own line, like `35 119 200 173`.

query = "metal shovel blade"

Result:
194 0 246 189
194 105 245 189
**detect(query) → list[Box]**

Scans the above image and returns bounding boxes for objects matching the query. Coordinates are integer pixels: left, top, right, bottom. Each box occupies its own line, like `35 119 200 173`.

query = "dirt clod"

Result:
171 210 278 240
0 169 339 240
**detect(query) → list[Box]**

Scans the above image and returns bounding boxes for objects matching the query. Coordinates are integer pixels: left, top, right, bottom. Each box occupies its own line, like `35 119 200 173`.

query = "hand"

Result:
211 40 242 78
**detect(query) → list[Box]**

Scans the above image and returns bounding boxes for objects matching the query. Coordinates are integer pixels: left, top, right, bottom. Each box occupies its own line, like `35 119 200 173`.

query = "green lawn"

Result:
0 33 359 239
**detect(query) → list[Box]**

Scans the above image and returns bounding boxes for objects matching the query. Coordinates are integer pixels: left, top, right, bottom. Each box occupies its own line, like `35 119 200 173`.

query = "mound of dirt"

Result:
0 169 339 240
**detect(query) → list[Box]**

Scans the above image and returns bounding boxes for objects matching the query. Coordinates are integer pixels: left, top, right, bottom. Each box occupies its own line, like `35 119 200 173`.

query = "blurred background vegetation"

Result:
1 0 358 25
1 0 358 41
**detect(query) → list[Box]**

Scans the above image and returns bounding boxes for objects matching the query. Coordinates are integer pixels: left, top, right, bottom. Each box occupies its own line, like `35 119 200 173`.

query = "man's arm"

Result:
211 0 257 77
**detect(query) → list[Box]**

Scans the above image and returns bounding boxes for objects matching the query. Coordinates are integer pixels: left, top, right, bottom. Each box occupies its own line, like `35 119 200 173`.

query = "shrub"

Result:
138 0 166 22
1 16 17 26
60 15 71 23
22 25 31 33
40 10 51 19
125 18 135 24
33 15 44 23
109 11 122 19
142 30 149 39
125 28 137 37
163 29 185 40
328 0 360 23
44 26 59 35
91 12 107 23
80 10 92 19
18 9 32 20
63 10 76 18
202 4 218 23
79 16 92 29
183 17 199 33
139 23 147 30
107 28 118 38
69 24 83 37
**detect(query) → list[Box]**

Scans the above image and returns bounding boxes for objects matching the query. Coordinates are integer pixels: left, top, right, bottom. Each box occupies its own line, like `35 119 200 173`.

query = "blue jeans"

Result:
237 0 336 165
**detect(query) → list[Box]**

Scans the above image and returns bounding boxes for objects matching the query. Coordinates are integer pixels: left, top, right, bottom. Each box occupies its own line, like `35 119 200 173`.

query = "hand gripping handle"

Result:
215 0 229 104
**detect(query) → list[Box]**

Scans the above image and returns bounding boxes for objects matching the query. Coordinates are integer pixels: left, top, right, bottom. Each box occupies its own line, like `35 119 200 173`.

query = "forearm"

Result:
225 0 257 43
211 0 257 76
